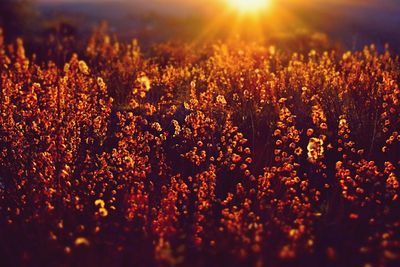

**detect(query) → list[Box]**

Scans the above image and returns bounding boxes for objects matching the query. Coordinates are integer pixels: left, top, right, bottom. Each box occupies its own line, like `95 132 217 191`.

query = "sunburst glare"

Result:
226 0 272 13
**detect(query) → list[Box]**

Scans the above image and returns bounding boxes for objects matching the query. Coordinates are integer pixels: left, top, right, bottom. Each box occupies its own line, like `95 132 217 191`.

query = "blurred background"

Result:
1 0 399 51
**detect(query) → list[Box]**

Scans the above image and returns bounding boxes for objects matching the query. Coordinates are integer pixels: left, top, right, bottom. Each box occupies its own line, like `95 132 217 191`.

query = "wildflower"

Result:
339 118 348 128
98 207 108 217
216 95 227 106
74 237 90 246
95 199 105 208
183 102 190 110
278 98 287 104
78 60 90 75
138 75 151 92
387 173 399 189
307 137 324 163
62 63 70 73
232 154 241 163
152 122 163 132
130 99 139 109
97 77 106 90
294 147 303 156
342 51 351 60
172 120 181 136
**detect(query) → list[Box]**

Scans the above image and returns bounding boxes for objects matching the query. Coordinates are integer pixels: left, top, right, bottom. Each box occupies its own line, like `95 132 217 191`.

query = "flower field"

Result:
0 27 399 266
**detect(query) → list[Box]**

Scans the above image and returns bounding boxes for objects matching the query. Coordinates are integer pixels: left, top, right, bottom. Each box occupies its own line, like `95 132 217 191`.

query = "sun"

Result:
226 0 271 13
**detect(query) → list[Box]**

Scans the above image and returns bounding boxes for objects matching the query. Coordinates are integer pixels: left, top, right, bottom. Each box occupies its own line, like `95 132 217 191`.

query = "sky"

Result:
34 0 400 49
36 0 399 12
